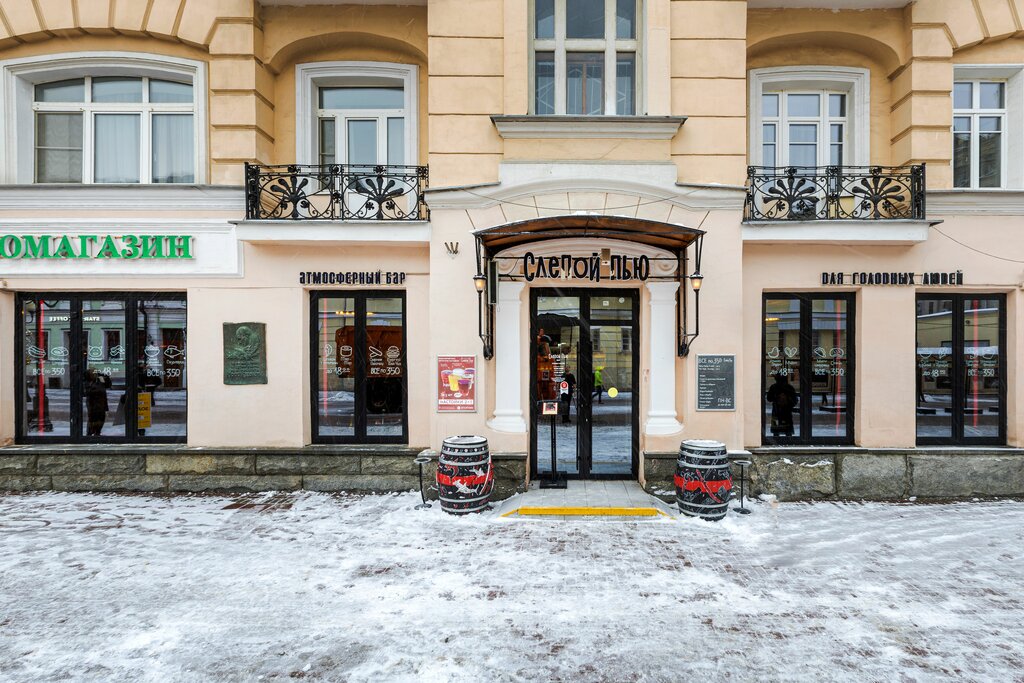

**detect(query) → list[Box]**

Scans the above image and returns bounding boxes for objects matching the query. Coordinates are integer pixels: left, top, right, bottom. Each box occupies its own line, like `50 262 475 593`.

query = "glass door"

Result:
916 295 1005 444
589 294 637 475
531 289 638 479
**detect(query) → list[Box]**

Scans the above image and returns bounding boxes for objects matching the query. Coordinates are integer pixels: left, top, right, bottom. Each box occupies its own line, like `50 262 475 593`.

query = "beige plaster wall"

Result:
742 213 1024 449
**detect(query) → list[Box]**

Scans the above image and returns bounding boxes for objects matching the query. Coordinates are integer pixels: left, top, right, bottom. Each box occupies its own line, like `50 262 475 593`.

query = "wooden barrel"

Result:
675 439 732 521
437 435 494 515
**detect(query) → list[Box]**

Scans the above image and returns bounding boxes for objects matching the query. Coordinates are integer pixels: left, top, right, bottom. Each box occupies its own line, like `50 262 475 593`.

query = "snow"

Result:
1 492 1023 681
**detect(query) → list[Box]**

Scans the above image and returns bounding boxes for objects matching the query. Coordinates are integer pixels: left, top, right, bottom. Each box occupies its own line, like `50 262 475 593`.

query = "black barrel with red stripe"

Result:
675 439 732 521
437 435 494 515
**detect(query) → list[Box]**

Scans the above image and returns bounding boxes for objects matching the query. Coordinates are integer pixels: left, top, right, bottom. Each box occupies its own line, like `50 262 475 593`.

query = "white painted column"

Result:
487 281 527 433
645 281 682 435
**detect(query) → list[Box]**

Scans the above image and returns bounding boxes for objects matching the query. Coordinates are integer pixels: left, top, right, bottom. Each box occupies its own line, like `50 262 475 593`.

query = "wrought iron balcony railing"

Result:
244 163 429 221
744 165 926 222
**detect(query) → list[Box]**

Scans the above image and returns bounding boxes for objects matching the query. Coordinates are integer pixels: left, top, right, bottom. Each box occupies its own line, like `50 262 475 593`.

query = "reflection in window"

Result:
532 0 640 115
21 299 72 438
759 89 847 167
317 297 356 437
313 292 406 443
764 295 853 444
918 296 1004 443
18 295 187 442
952 80 1005 188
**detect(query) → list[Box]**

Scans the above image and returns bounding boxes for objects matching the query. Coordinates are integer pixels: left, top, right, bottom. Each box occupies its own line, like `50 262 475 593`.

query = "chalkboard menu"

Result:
696 354 735 411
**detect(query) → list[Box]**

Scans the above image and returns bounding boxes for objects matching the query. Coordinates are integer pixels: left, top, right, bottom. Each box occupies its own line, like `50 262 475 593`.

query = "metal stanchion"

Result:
414 455 432 510
733 459 752 515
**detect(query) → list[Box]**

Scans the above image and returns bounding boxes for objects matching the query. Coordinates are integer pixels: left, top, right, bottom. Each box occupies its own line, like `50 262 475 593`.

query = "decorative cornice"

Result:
0 185 244 212
926 190 1024 215
490 115 687 139
742 219 936 244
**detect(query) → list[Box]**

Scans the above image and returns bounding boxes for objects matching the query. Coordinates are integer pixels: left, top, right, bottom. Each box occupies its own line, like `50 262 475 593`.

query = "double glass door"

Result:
531 289 638 479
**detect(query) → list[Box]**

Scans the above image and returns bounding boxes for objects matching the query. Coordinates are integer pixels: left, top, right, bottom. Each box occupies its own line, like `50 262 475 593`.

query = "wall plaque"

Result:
223 322 267 385
696 354 735 411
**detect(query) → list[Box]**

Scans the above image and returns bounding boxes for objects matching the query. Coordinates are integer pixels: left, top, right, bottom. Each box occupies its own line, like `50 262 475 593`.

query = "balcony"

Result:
244 163 429 222
743 165 932 244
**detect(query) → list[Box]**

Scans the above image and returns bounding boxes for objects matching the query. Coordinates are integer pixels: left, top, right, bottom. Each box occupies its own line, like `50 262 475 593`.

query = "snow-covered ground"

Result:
1 492 1023 682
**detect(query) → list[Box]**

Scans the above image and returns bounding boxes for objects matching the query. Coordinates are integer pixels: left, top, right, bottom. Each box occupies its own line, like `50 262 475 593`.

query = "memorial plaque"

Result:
223 322 267 385
696 354 735 411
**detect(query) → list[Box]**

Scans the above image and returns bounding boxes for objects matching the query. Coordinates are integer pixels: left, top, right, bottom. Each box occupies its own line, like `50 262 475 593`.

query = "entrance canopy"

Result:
473 214 704 257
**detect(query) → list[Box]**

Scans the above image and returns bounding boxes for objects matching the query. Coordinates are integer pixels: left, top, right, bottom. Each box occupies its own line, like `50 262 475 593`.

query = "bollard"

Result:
414 455 432 510
733 459 752 515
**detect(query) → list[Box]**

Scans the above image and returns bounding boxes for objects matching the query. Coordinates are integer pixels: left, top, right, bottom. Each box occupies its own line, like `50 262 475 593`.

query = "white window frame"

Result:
0 52 206 185
952 66 1023 190
296 62 418 167
33 76 195 184
760 90 849 168
749 66 870 168
529 0 644 116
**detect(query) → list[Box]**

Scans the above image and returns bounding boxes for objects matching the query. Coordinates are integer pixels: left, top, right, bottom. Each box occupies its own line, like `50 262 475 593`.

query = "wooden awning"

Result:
473 214 704 255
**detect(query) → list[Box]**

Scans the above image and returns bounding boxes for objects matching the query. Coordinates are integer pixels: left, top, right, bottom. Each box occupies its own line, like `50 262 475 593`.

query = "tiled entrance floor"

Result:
493 479 678 519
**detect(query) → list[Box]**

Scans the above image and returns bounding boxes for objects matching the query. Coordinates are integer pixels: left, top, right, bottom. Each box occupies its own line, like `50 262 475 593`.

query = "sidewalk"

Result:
1 491 1022 682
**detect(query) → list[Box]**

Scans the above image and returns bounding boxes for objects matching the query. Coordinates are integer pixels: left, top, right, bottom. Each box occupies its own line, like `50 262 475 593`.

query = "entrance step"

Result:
493 480 678 519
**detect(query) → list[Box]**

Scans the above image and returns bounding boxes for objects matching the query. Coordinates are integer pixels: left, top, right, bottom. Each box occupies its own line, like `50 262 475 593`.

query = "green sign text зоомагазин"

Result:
0 234 193 260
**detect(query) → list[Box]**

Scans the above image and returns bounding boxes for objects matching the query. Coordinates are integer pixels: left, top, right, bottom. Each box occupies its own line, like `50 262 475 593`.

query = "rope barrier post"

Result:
733 459 752 515
414 455 432 510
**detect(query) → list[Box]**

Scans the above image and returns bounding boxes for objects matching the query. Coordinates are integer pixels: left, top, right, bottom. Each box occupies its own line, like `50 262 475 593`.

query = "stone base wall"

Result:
644 448 1024 502
0 446 529 501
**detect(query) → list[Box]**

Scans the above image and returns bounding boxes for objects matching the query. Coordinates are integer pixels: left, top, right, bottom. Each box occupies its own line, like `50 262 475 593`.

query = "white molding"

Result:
927 189 1024 215
742 219 933 244
425 161 745 211
953 64 1023 190
295 61 419 166
0 184 243 211
748 66 870 167
0 51 208 185
644 281 682 435
491 115 684 139
487 281 528 433
234 220 429 244
0 218 241 278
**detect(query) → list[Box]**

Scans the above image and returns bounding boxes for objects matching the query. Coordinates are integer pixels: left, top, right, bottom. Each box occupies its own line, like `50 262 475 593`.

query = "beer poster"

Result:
437 355 476 412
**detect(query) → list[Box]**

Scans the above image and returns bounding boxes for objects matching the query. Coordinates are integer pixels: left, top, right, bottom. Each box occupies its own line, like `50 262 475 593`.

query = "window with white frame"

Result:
295 62 418 168
953 80 1006 188
1 53 206 185
317 85 406 167
760 91 848 168
33 76 195 184
749 67 870 169
532 0 641 116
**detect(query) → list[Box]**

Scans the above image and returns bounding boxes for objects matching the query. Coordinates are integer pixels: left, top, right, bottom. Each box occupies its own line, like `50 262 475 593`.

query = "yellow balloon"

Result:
607 387 619 398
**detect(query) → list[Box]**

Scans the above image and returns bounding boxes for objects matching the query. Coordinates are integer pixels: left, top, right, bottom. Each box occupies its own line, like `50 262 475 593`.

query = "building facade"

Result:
1 0 1022 499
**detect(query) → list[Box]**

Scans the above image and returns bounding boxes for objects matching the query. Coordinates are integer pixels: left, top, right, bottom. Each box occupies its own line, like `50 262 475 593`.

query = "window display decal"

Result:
437 355 476 412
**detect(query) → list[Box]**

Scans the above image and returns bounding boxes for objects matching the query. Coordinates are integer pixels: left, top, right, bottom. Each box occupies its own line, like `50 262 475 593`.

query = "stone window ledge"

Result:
491 115 686 139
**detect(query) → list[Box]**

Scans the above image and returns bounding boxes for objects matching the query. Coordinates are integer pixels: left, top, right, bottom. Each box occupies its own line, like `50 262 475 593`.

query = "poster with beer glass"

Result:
437 355 476 412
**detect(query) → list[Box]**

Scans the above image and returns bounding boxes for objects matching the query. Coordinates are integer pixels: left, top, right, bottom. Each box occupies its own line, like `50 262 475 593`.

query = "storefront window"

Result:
916 295 1005 444
312 292 406 443
763 294 854 444
18 294 186 442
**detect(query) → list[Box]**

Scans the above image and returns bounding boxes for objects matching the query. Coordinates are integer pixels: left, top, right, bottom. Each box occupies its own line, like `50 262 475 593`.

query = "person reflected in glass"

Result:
593 365 604 404
84 368 111 436
767 372 797 438
560 371 576 424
